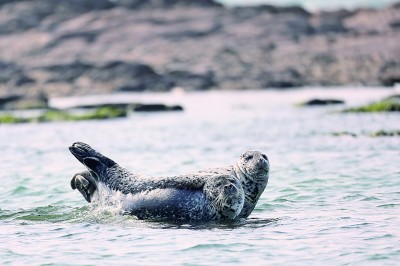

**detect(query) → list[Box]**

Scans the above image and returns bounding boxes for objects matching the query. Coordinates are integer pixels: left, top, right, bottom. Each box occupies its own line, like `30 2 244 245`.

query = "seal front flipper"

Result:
71 171 98 203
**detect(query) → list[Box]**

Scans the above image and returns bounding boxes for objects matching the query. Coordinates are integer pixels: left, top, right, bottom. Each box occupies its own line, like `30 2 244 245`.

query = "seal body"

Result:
69 142 269 221
69 142 245 221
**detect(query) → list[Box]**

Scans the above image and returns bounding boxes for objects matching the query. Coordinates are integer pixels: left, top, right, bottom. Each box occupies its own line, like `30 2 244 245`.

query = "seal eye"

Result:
262 154 268 161
245 155 253 161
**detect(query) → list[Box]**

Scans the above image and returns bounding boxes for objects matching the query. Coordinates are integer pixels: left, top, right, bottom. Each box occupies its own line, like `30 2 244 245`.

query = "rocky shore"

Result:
1 0 400 100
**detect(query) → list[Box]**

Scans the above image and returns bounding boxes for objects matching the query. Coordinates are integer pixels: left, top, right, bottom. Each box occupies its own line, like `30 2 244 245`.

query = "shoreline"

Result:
0 0 400 99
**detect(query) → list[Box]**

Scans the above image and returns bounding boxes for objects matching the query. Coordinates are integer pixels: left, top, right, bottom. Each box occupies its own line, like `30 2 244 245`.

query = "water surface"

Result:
1 88 399 265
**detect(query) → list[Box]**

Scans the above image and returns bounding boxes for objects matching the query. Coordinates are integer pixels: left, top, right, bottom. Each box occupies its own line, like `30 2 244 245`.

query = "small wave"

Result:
0 205 87 223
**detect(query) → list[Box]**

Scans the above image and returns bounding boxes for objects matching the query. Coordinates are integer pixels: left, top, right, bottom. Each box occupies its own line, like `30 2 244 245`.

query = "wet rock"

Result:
87 61 158 82
68 103 131 109
261 68 304 88
132 104 183 112
301 99 345 106
166 70 216 91
331 131 357 137
310 10 351 34
0 94 23 106
117 0 222 9
0 0 115 34
368 130 400 137
378 61 400 87
64 102 183 112
41 61 92 83
0 61 35 87
0 93 49 110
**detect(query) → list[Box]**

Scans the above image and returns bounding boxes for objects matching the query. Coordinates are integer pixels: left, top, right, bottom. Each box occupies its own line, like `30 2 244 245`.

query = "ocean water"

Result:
217 0 399 10
0 88 399 265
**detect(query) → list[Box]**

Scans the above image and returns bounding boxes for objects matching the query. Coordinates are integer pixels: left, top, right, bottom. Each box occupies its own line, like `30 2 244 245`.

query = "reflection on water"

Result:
1 89 399 264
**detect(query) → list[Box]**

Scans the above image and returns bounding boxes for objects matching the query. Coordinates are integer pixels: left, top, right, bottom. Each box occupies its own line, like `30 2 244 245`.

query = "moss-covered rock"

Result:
35 106 127 122
330 130 400 137
331 131 357 137
343 98 400 112
0 106 127 124
0 114 28 124
368 130 400 137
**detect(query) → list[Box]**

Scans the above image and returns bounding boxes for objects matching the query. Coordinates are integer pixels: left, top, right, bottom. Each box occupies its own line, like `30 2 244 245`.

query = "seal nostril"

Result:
224 184 233 191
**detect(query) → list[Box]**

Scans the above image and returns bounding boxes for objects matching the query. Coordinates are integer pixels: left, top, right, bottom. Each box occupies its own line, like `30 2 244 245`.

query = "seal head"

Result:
234 151 269 218
203 174 244 220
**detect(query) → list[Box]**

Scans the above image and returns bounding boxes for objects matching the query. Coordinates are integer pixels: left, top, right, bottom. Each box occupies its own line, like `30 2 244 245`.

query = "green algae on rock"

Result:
343 98 400 112
331 130 400 137
0 106 127 124
368 130 400 137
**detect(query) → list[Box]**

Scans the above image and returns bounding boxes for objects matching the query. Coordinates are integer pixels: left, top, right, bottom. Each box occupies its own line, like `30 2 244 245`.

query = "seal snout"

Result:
69 142 92 163
224 183 235 193
257 153 269 170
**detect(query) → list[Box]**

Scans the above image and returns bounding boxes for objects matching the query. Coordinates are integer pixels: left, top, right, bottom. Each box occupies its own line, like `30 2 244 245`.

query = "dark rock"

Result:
162 23 222 40
10 74 35 86
389 21 400 29
384 94 400 101
0 0 116 34
117 0 222 9
379 61 400 87
69 103 131 109
166 70 216 90
301 99 345 106
261 68 304 88
0 93 49 110
87 61 159 82
0 61 34 87
232 5 309 17
331 131 357 137
42 61 92 83
132 104 183 112
310 11 349 34
0 61 23 83
0 94 23 105
117 81 148 92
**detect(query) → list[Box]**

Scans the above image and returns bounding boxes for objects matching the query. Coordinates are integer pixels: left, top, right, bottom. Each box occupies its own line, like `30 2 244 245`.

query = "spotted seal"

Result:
69 142 245 221
69 142 269 220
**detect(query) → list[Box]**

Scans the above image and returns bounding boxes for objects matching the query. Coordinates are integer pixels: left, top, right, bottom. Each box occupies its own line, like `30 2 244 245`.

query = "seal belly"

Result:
121 188 214 221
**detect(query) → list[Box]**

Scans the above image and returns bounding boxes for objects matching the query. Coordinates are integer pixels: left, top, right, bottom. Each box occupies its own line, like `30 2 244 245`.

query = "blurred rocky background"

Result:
1 0 400 100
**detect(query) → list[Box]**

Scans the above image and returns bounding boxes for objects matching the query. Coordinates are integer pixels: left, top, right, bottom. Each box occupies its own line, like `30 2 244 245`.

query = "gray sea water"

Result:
217 0 399 10
0 88 399 265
